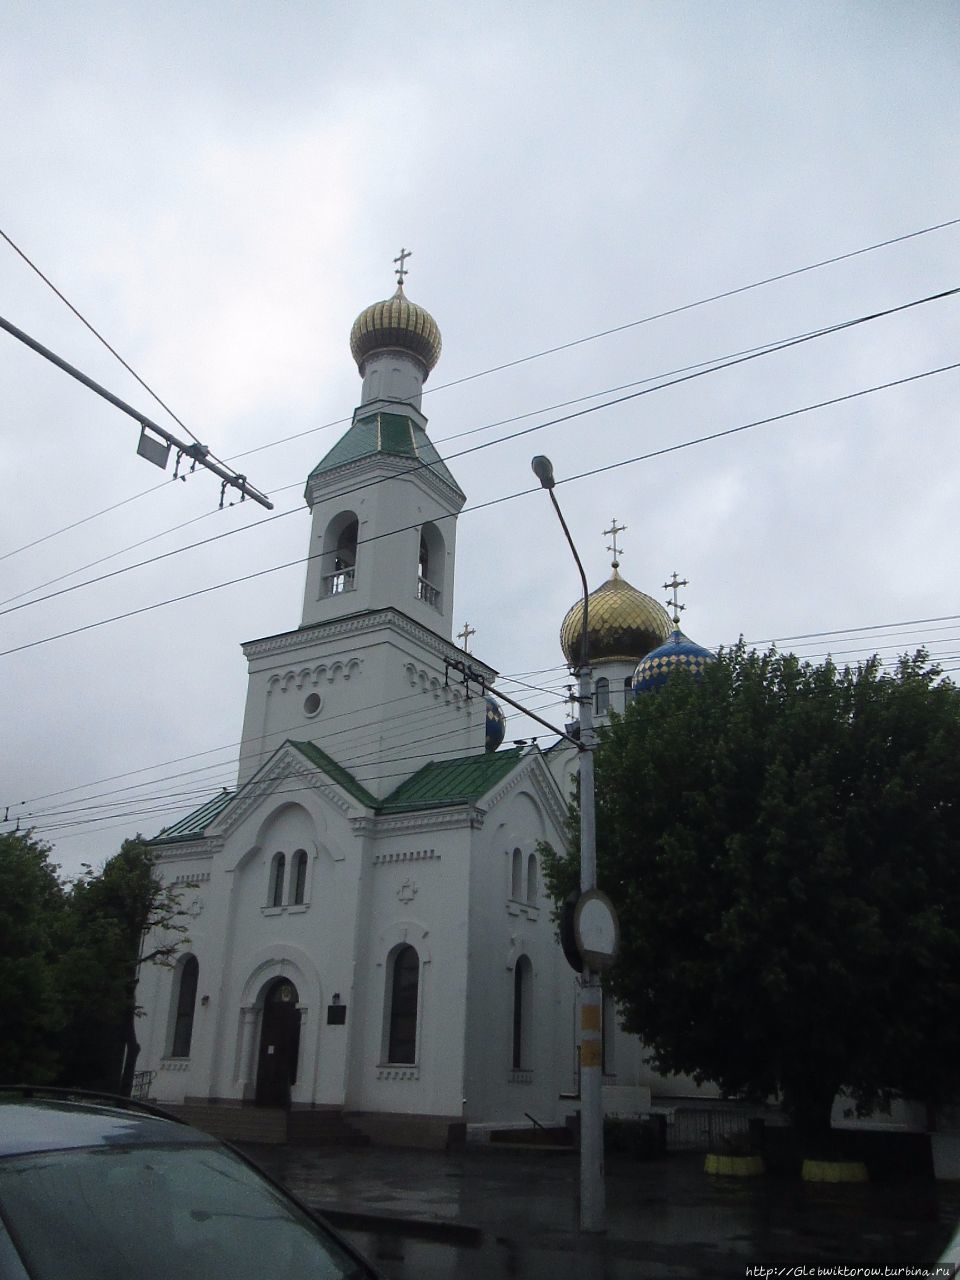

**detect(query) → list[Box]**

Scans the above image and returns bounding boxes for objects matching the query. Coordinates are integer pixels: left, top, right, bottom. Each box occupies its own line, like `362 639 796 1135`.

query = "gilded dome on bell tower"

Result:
350 249 442 381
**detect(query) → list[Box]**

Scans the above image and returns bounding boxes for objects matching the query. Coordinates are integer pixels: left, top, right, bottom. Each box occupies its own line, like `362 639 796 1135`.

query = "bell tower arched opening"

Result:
320 511 358 598
417 521 445 611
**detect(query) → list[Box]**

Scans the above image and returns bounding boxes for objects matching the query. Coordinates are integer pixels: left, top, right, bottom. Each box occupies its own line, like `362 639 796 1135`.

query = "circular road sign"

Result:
573 889 620 970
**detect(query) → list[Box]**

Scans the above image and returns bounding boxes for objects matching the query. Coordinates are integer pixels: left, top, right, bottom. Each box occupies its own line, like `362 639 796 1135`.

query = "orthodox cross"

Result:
663 571 689 626
604 518 626 568
457 621 476 653
394 247 412 285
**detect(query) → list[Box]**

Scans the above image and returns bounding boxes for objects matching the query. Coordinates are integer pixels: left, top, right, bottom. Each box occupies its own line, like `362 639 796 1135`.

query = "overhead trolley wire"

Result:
11 616 956 838
3 355 958 660
228 215 960 461
8 216 957 558
2 225 207 453
4 285 955 623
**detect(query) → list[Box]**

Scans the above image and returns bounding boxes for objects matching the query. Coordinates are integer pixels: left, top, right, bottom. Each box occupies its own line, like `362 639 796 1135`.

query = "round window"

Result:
303 692 322 717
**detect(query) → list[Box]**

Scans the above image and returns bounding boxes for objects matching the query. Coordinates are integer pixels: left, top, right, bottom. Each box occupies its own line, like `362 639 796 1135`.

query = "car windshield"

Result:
0 1140 368 1280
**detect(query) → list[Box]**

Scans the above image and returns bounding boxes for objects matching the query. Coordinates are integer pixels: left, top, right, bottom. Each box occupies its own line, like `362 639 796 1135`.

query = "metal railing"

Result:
131 1070 156 1101
323 567 355 596
417 576 441 609
665 1106 751 1151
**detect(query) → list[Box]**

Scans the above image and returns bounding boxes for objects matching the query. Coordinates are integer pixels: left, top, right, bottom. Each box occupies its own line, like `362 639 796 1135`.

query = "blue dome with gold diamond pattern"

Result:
485 695 506 752
633 628 716 694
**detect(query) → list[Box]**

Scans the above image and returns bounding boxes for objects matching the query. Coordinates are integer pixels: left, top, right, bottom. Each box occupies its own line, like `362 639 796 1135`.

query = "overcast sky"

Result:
2 1 957 880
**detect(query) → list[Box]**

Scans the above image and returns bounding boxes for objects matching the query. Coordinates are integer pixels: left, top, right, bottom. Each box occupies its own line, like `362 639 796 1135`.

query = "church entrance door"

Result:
255 978 301 1108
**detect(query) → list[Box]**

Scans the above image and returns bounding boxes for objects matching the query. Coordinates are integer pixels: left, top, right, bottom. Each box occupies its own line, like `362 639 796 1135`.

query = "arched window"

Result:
594 677 610 715
511 848 522 900
512 955 532 1070
387 945 420 1065
321 512 359 596
526 853 538 904
269 852 286 907
292 849 308 905
171 955 199 1058
416 521 444 610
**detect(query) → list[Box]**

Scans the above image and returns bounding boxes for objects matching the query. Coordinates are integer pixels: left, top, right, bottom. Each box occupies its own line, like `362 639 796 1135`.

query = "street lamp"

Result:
531 454 605 1233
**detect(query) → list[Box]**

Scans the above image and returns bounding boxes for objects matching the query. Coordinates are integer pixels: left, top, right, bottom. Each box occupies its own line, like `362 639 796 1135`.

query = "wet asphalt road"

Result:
241 1143 960 1279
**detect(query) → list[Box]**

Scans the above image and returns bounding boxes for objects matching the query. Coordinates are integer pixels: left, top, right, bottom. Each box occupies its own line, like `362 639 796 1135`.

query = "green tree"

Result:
0 831 65 1082
57 837 192 1094
544 646 960 1148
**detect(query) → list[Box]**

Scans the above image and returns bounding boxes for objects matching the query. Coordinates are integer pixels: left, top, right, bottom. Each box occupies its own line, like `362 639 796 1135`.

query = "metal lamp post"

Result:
531 455 605 1233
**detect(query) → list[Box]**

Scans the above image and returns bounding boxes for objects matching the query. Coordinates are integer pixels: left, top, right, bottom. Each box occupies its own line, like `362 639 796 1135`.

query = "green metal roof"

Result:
152 788 234 845
308 411 464 496
288 740 380 809
379 747 524 813
151 743 525 844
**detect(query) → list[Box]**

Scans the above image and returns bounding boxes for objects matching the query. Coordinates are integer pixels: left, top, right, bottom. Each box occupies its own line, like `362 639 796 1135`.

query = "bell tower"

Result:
238 256 491 795
300 253 464 640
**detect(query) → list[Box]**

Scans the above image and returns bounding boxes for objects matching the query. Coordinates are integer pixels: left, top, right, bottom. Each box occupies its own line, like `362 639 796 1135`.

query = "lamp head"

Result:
531 455 556 489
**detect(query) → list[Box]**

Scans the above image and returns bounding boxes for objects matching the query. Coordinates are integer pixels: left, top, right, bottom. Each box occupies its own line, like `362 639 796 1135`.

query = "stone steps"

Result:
287 1109 371 1147
161 1104 288 1144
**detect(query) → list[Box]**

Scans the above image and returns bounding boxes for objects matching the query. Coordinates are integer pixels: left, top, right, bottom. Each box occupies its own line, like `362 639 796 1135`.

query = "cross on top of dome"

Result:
663 571 689 627
393 247 412 286
604 518 627 571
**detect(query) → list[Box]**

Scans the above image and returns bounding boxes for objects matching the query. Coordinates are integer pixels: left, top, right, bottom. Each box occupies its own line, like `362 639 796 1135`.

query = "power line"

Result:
229 215 960 459
10 620 954 838
10 215 957 559
6 285 955 620
0 312 274 510
413 218 960 398
1 224 207 450
0 300 875 601
3 356 957 659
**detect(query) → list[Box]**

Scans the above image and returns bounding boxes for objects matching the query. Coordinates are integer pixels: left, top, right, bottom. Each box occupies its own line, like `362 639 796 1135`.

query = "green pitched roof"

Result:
308 411 463 496
288 740 380 809
152 788 234 845
151 744 525 844
379 747 524 813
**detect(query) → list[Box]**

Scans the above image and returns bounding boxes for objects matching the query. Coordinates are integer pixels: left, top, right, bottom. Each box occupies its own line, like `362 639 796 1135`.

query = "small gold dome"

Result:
350 284 442 380
560 569 672 665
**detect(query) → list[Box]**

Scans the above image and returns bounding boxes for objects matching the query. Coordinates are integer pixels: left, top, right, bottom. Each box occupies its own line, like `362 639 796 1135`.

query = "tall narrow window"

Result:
512 955 532 1070
292 849 308 905
526 853 538 904
594 677 610 715
270 853 286 907
387 945 419 1064
511 848 522 900
171 955 199 1058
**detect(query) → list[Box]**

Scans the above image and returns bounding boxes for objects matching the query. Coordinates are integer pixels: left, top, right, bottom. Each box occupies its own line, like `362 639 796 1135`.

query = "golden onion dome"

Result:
560 568 672 665
349 284 442 380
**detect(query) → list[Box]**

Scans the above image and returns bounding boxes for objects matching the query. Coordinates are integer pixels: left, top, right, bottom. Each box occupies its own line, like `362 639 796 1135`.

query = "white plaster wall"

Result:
237 618 488 794
136 848 218 1104
300 461 461 639
463 770 572 1124
359 350 425 412
202 790 364 1106
592 659 638 721
346 821 474 1118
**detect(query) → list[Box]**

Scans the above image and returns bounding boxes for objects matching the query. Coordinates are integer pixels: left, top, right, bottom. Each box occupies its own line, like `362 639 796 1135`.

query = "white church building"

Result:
135 265 711 1145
